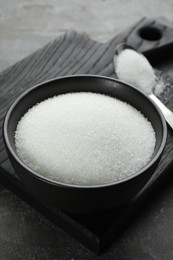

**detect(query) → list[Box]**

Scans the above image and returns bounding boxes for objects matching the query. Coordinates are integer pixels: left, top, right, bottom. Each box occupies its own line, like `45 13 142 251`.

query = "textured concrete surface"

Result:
1 0 173 71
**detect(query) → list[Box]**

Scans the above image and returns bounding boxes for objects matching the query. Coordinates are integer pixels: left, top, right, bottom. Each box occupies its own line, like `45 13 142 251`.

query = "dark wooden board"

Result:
1 18 173 254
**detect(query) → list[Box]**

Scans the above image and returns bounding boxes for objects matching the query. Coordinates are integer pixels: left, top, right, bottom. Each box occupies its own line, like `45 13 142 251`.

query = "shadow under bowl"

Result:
3 75 167 213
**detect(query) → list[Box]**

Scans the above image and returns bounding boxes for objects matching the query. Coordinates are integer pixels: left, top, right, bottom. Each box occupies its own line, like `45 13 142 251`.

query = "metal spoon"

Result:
113 43 173 130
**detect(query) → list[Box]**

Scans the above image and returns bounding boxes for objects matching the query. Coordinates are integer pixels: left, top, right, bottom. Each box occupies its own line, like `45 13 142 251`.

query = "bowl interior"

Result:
5 75 166 184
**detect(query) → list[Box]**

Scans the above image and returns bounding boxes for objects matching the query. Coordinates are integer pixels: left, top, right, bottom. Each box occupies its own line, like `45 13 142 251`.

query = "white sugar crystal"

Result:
154 76 165 97
116 49 165 95
15 92 156 186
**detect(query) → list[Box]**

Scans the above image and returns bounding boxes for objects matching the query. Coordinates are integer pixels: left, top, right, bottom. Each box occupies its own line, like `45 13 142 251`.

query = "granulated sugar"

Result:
15 92 156 186
154 75 165 96
116 49 165 95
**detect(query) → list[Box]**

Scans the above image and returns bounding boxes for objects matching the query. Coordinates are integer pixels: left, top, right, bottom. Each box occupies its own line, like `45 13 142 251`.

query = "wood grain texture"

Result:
1 18 173 254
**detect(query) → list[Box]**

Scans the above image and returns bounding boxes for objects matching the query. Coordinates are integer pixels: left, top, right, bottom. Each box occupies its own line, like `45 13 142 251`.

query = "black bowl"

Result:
3 75 167 213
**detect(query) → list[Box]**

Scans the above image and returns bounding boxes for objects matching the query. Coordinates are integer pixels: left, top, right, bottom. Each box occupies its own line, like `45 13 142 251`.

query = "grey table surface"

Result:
1 1 173 259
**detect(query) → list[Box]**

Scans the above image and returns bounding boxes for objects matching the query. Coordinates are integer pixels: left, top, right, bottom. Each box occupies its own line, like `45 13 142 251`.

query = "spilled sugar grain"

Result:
15 92 156 186
154 74 167 97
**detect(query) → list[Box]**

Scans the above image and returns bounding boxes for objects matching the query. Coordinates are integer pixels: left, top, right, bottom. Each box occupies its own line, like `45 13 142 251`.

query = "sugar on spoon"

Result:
113 43 173 130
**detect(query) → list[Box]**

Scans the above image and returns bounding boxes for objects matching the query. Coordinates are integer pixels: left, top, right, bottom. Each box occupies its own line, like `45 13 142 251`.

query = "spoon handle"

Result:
149 93 173 129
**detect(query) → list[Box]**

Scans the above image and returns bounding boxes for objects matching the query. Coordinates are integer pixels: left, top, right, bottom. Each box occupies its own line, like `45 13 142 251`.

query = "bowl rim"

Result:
3 74 167 189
